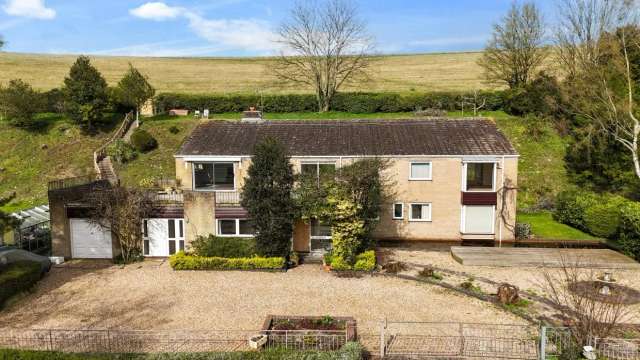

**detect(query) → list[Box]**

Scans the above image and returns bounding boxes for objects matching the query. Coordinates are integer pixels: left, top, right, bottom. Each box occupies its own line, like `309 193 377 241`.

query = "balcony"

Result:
215 191 242 206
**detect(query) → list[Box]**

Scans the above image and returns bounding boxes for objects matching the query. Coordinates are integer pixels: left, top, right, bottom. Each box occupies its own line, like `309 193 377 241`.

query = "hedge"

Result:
153 91 505 114
189 235 256 258
168 251 285 270
328 250 376 271
0 343 364 360
0 261 42 308
553 190 640 260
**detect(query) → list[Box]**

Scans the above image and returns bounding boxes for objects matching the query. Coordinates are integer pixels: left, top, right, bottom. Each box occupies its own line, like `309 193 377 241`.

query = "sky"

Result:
0 0 559 57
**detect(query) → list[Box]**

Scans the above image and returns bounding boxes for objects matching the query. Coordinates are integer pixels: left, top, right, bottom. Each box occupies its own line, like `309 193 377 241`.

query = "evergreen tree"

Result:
0 79 42 128
63 56 108 131
241 137 295 257
115 64 155 121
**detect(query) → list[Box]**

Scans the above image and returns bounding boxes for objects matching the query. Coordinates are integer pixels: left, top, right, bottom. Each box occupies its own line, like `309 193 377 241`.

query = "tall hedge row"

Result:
554 189 640 260
153 91 505 114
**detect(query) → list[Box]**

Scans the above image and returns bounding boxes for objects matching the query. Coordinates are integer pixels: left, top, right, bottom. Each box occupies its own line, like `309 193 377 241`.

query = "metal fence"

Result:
592 337 640 360
0 328 350 354
378 322 540 359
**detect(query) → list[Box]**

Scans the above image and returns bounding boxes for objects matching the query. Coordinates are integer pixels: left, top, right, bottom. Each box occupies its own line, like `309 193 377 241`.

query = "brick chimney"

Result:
241 106 264 123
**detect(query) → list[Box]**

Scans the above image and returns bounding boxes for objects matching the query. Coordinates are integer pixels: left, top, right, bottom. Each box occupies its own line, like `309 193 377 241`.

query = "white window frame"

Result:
216 219 254 238
392 203 404 220
409 203 432 222
192 162 237 192
310 218 332 240
462 161 497 192
409 161 433 181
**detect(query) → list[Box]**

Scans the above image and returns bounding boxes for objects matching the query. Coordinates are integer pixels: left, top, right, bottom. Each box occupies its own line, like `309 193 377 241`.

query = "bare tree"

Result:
274 0 374 112
86 186 154 263
479 1 548 88
556 0 640 179
541 257 631 347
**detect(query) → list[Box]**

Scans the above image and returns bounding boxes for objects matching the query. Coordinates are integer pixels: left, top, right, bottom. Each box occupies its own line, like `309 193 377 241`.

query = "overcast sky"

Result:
0 0 559 57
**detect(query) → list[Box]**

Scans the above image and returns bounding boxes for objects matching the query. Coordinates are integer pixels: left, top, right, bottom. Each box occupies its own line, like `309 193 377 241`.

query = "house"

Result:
49 117 518 259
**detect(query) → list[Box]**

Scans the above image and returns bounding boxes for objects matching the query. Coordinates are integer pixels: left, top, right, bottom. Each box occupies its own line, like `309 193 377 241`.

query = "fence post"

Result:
539 326 547 360
48 330 53 352
379 320 386 358
107 329 111 353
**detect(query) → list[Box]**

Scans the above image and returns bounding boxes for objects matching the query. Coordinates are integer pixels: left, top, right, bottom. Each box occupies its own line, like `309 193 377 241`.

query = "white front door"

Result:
70 219 113 259
462 206 495 234
143 219 184 257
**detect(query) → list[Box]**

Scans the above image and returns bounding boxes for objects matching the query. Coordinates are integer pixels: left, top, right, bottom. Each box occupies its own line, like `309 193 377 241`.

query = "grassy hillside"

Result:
0 52 495 94
1 111 569 215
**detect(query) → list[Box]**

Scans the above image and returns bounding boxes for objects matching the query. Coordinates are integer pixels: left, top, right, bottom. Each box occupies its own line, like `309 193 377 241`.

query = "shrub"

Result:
329 256 352 271
515 222 531 240
382 261 407 274
353 250 376 271
583 195 627 238
414 108 447 117
553 189 600 232
106 139 137 164
418 266 443 280
619 201 640 261
190 235 256 258
130 129 158 152
0 79 42 128
154 91 506 114
503 72 565 117
0 261 41 308
168 125 180 134
169 251 285 270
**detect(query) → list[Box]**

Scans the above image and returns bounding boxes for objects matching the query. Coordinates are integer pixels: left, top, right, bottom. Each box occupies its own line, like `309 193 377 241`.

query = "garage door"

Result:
70 219 113 258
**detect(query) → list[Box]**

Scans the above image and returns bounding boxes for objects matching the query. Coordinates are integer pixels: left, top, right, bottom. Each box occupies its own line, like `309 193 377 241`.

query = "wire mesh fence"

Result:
592 337 640 360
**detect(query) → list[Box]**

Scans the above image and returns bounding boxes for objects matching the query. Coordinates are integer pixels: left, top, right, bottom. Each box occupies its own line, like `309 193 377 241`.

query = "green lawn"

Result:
517 212 600 241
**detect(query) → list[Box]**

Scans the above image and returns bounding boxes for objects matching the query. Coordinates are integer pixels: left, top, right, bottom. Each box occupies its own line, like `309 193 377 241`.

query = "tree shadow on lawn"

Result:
0 261 173 330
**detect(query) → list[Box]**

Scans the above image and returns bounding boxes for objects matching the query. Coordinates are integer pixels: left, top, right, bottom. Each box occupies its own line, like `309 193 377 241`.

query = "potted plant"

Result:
248 334 268 349
322 252 333 272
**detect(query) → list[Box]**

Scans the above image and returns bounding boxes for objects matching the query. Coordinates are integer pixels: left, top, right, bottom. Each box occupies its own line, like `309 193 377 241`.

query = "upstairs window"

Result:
410 162 432 180
301 162 336 185
193 162 235 190
466 163 495 191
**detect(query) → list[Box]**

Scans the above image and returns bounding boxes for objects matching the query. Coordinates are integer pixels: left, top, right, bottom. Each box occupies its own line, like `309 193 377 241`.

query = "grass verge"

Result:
517 211 600 241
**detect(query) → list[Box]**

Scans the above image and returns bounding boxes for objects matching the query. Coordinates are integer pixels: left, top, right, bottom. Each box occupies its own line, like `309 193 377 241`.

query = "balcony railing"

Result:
215 192 241 206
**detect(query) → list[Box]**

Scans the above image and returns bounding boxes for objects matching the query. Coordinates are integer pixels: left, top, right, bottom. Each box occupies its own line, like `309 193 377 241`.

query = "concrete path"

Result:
451 246 640 269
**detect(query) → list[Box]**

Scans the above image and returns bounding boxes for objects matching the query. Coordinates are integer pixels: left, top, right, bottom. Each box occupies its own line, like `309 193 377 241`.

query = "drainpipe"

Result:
499 155 505 247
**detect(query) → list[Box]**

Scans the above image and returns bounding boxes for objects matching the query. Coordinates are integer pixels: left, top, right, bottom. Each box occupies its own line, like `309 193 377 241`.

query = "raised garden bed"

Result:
259 315 357 351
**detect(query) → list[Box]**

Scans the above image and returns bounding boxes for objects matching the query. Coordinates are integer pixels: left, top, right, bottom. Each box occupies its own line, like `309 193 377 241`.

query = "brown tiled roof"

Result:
177 118 518 157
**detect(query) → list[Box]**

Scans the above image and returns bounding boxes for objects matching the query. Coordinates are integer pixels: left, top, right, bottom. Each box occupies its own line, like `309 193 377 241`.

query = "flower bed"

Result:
169 251 286 271
261 315 358 351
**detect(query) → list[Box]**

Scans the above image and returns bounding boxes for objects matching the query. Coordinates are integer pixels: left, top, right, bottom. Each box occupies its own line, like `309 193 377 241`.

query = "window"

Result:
168 219 176 238
217 219 255 237
410 162 432 180
393 203 404 219
143 240 150 255
310 218 332 239
301 162 336 185
193 162 235 190
409 203 432 221
466 163 495 191
143 220 148 237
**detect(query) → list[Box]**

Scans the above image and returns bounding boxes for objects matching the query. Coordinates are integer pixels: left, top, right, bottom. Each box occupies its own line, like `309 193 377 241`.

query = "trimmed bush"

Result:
190 235 256 258
106 139 137 164
130 129 158 152
0 261 42 308
583 195 627 238
327 250 376 272
154 91 505 114
169 251 285 270
619 201 640 261
553 190 600 232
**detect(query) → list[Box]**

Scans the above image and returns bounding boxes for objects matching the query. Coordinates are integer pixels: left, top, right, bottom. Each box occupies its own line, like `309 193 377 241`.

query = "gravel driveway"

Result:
0 259 523 333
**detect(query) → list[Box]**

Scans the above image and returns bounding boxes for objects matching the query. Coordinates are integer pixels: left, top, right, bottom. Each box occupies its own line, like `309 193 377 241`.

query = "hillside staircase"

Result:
93 112 137 186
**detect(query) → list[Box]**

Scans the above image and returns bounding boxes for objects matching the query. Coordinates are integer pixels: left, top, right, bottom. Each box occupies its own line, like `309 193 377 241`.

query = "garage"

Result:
69 219 113 258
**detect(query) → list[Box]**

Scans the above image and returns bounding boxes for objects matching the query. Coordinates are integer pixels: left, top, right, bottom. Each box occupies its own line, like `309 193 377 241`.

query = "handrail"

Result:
93 111 136 182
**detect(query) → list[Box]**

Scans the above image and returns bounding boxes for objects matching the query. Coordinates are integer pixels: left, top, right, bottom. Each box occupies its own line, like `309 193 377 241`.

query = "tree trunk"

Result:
633 123 640 179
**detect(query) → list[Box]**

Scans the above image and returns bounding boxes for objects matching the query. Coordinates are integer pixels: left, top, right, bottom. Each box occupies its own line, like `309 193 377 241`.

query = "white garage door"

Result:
463 206 495 234
70 219 113 258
